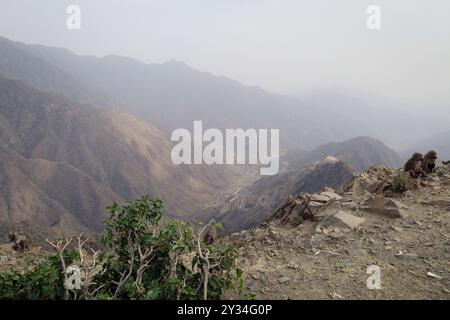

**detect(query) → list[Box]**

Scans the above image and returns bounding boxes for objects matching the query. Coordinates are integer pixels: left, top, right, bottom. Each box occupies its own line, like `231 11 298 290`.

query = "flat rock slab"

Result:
310 194 330 203
363 196 408 218
361 207 405 219
366 196 408 210
320 192 343 201
334 211 366 229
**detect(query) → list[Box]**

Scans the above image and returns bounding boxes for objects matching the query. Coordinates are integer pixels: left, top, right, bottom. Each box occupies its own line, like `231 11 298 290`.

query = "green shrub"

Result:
0 251 79 300
390 173 414 194
0 196 242 300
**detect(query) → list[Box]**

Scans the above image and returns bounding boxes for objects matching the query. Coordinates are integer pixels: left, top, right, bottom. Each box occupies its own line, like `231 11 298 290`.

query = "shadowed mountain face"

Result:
283 137 403 173
207 157 354 232
0 76 239 233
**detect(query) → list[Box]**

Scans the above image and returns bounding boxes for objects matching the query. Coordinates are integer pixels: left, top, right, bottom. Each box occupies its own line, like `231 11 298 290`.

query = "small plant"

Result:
390 173 413 194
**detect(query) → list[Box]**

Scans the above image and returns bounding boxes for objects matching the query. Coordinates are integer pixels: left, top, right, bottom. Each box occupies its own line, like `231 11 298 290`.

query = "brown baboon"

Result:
422 150 438 174
404 153 426 178
8 232 29 252
203 229 216 244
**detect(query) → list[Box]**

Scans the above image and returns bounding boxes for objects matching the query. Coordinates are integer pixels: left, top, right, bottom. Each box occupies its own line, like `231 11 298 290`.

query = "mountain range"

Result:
0 35 414 233
283 136 403 173
2 35 443 151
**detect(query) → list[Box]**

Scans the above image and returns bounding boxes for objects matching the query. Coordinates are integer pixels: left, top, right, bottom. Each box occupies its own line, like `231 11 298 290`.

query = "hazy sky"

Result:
1 0 449 107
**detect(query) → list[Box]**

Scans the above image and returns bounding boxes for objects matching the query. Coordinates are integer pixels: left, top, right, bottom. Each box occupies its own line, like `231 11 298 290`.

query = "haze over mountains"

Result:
401 130 450 161
1 36 446 151
0 35 445 234
300 88 450 149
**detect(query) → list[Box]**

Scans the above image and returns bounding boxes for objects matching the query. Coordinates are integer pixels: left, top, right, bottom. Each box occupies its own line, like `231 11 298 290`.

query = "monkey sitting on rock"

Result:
404 153 426 178
8 232 29 252
422 150 438 174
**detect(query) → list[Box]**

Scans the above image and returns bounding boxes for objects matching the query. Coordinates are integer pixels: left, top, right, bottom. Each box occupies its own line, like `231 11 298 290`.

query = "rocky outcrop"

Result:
222 164 450 299
210 157 354 232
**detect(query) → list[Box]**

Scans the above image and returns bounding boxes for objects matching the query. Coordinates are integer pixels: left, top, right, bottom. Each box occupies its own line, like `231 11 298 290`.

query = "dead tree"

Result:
46 234 103 300
76 234 102 299
46 237 73 300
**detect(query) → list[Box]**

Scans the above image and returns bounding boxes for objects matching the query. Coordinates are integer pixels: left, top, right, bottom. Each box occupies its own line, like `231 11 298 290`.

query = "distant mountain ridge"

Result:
0 35 418 151
283 137 403 173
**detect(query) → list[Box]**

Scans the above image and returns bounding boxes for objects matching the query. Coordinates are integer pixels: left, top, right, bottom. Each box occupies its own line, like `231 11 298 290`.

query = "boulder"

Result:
362 196 407 218
320 191 343 201
334 211 366 229
310 194 330 203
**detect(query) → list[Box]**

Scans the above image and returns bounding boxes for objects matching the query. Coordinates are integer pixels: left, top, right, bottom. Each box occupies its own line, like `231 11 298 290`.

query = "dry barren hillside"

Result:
0 76 240 233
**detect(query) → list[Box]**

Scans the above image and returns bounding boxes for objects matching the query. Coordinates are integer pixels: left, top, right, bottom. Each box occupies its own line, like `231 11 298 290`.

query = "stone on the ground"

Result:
320 191 343 201
310 194 330 203
363 196 407 218
346 248 368 257
334 211 365 229
278 276 290 284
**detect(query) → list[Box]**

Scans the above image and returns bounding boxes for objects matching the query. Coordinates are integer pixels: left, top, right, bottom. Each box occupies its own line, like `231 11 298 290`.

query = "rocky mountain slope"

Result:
207 137 405 232
221 164 450 299
0 76 240 233
283 136 403 173
208 157 354 232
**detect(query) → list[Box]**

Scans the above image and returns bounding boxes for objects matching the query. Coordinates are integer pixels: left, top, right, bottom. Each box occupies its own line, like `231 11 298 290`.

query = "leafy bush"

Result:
389 172 414 194
0 251 79 299
0 196 242 300
390 175 407 193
